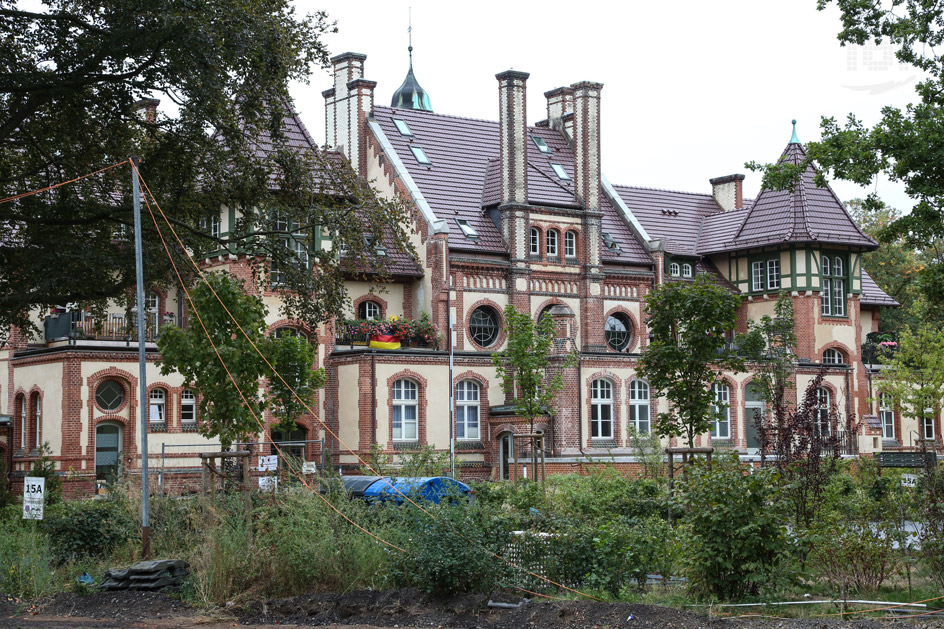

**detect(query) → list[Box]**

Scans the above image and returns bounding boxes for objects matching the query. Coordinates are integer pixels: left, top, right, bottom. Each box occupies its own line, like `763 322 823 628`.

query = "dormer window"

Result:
456 219 479 240
531 135 551 153
682 263 693 277
410 146 431 164
550 163 569 180
393 119 413 136
669 262 681 277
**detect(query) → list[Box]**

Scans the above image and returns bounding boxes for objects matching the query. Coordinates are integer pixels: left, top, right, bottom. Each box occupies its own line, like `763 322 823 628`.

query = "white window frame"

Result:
590 379 614 439
529 227 540 256
752 261 764 291
149 388 166 423
816 387 832 435
392 379 419 441
821 254 846 317
181 389 197 425
546 229 558 257
823 348 844 365
35 396 41 446
455 380 480 441
682 263 693 277
565 230 577 257
669 262 680 277
628 379 650 435
767 259 780 289
359 301 381 321
879 393 894 440
745 385 765 430
710 382 730 439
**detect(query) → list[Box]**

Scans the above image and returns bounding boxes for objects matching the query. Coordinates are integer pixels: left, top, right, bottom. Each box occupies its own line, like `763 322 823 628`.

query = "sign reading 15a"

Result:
22 476 45 520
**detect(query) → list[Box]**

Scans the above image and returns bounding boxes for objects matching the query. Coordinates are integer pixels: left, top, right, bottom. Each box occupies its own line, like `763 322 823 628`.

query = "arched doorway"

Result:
95 422 123 480
498 432 514 480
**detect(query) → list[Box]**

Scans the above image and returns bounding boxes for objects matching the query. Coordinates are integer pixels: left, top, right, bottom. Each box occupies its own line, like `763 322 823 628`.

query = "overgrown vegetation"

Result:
0 459 942 608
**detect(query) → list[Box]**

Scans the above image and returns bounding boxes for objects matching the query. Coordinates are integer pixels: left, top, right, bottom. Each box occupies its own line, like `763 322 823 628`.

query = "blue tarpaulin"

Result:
338 476 471 504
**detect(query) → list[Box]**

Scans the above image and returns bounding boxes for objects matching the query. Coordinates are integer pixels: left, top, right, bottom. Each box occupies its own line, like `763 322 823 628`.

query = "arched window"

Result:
921 399 936 440
823 348 844 365
455 380 480 440
628 379 650 435
15 394 25 450
546 229 559 257
181 389 197 426
669 262 680 277
590 379 614 439
271 423 307 461
274 326 309 340
529 227 540 256
565 230 577 258
95 422 123 480
149 388 166 423
879 392 894 440
392 379 418 441
358 301 382 321
816 387 831 435
469 306 500 347
538 305 556 336
34 395 41 448
682 263 693 277
605 313 633 352
96 380 125 412
710 382 730 439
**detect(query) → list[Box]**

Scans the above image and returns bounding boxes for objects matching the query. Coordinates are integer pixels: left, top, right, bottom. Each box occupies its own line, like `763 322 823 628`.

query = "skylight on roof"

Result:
410 146 431 164
531 136 551 153
393 119 413 136
602 232 620 251
550 163 569 180
456 219 479 240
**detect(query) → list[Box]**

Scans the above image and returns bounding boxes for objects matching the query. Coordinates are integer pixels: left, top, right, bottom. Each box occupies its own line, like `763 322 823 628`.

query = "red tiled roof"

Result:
861 269 899 307
371 106 651 265
611 185 721 256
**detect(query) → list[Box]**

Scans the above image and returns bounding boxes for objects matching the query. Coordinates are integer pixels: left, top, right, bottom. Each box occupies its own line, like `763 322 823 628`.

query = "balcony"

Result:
44 314 167 345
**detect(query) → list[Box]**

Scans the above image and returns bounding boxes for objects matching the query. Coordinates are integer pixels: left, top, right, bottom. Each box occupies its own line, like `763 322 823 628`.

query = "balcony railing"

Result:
45 314 165 343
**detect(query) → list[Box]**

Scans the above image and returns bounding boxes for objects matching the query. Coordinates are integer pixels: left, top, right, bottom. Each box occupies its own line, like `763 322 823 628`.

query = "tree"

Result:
848 199 944 331
748 1 944 315
491 305 575 432
638 273 743 447
738 292 797 425
157 272 323 447
873 325 944 444
0 1 414 343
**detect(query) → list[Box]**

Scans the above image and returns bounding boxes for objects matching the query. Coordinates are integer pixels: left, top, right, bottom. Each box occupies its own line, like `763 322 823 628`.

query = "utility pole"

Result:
131 156 151 559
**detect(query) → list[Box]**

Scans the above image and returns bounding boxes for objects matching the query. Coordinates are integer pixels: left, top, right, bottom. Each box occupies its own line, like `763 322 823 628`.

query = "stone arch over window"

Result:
13 392 26 451
351 294 388 320
93 419 126 481
586 372 622 446
146 382 172 429
603 306 639 353
268 318 313 340
466 300 505 350
818 341 852 365
386 370 428 445
88 368 136 415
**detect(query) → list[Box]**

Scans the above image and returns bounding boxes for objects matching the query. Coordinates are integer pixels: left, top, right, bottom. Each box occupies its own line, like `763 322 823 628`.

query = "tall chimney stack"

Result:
323 52 375 174
571 81 603 213
545 87 574 139
709 174 745 211
496 70 530 206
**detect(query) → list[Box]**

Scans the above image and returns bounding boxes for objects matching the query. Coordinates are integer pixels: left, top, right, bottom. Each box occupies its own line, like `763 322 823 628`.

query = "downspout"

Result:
371 352 376 457
448 273 455 478
576 347 585 456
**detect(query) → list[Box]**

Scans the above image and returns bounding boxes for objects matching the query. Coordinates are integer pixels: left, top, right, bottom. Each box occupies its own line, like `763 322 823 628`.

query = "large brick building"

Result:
2 51 926 496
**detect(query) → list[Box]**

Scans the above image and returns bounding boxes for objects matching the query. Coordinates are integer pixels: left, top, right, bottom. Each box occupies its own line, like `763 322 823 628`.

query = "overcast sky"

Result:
290 1 920 211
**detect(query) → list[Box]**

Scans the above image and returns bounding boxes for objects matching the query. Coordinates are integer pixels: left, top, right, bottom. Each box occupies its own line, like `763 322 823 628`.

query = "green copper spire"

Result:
390 12 432 111
789 119 800 144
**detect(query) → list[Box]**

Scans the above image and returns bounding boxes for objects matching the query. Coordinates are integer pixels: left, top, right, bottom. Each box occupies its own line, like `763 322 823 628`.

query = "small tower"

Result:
391 17 432 111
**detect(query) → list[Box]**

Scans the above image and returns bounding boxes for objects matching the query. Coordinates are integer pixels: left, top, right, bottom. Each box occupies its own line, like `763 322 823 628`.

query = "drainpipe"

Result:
371 352 376 456
576 347 585 457
448 284 455 478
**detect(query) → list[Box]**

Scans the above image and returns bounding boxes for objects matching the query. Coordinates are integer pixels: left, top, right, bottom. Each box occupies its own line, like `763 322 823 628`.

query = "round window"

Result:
469 306 499 347
605 313 632 352
96 380 125 411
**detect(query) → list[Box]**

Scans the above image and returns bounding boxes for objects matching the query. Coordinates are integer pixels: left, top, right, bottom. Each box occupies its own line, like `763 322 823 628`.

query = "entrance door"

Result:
499 433 514 480
95 423 123 480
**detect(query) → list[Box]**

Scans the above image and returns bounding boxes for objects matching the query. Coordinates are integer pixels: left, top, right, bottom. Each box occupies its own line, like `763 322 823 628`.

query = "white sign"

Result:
258 476 278 492
22 476 45 520
901 473 918 488
302 461 318 474
257 455 277 472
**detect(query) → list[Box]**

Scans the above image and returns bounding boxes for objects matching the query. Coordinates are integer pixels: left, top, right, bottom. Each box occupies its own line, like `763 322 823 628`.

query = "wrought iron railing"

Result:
70 317 162 342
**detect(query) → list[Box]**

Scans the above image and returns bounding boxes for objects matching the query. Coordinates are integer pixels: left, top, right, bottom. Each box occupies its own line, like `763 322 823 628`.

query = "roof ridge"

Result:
377 105 560 135
612 183 716 198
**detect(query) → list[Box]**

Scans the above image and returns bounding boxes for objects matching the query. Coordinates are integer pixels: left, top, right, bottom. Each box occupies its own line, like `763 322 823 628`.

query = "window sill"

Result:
393 441 420 451
456 440 484 450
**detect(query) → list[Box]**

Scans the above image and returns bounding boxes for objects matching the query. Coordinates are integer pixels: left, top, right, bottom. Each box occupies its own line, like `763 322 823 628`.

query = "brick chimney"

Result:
323 52 376 175
132 98 160 124
571 81 603 214
496 70 530 205
709 174 745 211
545 87 574 139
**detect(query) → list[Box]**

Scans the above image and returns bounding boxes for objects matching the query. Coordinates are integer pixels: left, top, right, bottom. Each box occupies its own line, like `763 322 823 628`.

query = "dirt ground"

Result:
2 589 943 629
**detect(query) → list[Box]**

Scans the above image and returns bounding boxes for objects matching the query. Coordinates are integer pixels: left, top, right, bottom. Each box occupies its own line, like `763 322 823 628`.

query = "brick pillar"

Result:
323 52 368 159
349 77 377 177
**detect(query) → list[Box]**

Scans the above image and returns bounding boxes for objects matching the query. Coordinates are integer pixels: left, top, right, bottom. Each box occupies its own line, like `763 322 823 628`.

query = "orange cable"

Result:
134 162 601 601
138 174 406 554
0 160 130 205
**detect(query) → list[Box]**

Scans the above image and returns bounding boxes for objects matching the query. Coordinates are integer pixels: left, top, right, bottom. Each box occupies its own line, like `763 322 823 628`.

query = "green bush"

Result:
808 515 900 595
548 470 664 521
676 455 794 600
390 498 509 597
42 498 137 563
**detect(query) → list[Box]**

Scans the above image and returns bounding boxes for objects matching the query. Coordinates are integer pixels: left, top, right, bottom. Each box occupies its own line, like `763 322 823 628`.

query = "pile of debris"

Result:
99 559 190 591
